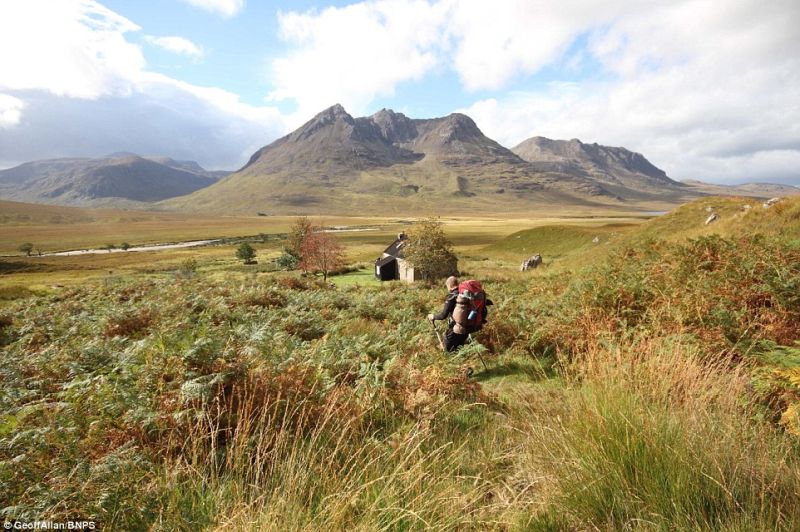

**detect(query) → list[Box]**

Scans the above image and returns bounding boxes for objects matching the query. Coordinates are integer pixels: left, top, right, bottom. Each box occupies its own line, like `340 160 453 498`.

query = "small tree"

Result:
281 216 313 268
403 217 458 281
104 243 116 253
120 242 131 251
287 217 313 255
299 229 345 282
18 243 33 256
236 243 257 264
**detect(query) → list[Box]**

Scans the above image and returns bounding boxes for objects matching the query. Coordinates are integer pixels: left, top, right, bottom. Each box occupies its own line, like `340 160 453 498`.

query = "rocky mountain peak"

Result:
371 108 417 143
427 113 484 145
290 103 355 142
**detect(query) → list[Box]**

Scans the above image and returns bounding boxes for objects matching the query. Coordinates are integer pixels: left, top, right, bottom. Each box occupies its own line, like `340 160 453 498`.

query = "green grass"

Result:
482 223 636 263
328 267 381 287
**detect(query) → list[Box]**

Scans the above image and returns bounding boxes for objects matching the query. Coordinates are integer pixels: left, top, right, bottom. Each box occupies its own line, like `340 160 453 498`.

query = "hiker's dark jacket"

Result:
432 288 458 322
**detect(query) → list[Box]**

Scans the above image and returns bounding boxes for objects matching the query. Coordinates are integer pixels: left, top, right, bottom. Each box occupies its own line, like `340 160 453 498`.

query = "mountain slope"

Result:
168 105 673 215
512 136 683 194
0 155 225 207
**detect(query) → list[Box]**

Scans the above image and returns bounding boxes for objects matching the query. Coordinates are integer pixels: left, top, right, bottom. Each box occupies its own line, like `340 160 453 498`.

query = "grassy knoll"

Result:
1 195 799 529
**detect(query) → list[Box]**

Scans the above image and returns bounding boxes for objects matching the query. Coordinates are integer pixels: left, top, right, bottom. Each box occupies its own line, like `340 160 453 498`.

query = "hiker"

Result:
428 276 490 352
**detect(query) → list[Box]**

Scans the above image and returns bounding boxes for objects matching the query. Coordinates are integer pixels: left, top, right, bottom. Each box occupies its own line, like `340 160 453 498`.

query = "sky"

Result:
0 0 798 185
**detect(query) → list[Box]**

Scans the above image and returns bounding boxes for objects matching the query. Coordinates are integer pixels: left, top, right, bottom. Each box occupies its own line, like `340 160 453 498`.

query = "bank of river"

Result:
42 239 220 257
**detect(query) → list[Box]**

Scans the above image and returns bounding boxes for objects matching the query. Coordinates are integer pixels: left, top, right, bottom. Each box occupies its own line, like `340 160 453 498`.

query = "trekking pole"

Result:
467 333 489 371
430 319 445 352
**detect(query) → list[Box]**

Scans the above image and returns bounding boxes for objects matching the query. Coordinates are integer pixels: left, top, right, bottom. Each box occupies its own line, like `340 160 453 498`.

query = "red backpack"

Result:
452 280 486 333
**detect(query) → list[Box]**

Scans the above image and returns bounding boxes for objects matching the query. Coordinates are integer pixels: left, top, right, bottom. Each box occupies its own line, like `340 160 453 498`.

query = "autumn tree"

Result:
299 229 345 282
403 217 458 281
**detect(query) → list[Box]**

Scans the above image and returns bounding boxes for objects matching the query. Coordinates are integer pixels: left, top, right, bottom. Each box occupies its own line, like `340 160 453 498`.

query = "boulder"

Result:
521 254 543 271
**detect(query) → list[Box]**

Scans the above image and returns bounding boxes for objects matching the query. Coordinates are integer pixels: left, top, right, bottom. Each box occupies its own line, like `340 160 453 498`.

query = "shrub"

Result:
240 287 286 309
104 309 154 338
17 243 33 256
275 251 299 270
177 257 198 279
236 243 256 264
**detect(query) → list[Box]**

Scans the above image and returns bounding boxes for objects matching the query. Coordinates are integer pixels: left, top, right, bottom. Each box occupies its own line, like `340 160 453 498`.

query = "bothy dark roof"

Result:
381 232 408 258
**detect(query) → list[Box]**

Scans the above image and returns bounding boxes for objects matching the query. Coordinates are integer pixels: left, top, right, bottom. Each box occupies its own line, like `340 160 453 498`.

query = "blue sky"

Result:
0 0 798 185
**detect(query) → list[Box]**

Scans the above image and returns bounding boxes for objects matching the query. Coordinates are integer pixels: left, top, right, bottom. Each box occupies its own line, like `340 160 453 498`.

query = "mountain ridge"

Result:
681 179 799 198
0 154 228 207
7 104 773 215
512 136 682 191
169 104 641 214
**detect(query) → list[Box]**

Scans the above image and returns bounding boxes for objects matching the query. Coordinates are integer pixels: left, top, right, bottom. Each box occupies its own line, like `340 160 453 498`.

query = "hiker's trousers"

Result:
444 328 469 352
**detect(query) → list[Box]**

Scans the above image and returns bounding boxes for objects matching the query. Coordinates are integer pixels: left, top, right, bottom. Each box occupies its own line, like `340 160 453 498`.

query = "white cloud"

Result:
268 0 637 114
177 0 244 18
269 0 447 124
0 94 25 128
0 0 145 99
0 88 284 170
0 0 283 169
443 0 628 91
144 35 204 59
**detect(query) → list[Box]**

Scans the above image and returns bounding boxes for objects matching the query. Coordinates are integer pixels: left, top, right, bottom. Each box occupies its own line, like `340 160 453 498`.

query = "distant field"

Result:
0 199 658 254
0 199 399 254
0 198 656 291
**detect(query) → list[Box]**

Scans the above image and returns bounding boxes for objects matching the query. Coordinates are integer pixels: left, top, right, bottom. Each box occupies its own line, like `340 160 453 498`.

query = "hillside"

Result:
0 154 225 207
483 223 637 263
166 105 699 215
481 195 800 278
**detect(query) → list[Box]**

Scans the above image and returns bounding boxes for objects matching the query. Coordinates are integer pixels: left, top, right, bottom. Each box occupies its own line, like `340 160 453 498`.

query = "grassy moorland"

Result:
0 197 644 292
0 195 799 530
0 198 651 256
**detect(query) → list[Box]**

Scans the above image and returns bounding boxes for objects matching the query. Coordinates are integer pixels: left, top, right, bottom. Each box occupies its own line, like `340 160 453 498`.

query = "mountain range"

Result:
0 154 228 208
165 104 693 214
1 104 794 214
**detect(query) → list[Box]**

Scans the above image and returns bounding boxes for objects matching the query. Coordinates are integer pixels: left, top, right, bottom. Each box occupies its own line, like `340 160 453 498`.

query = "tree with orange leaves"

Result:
299 228 346 282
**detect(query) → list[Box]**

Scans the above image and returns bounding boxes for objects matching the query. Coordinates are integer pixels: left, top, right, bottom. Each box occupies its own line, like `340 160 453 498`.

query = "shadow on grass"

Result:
474 356 557 382
0 260 55 274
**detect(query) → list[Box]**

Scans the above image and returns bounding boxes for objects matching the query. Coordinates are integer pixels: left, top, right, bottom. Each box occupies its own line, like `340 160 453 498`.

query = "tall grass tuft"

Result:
520 338 800 530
